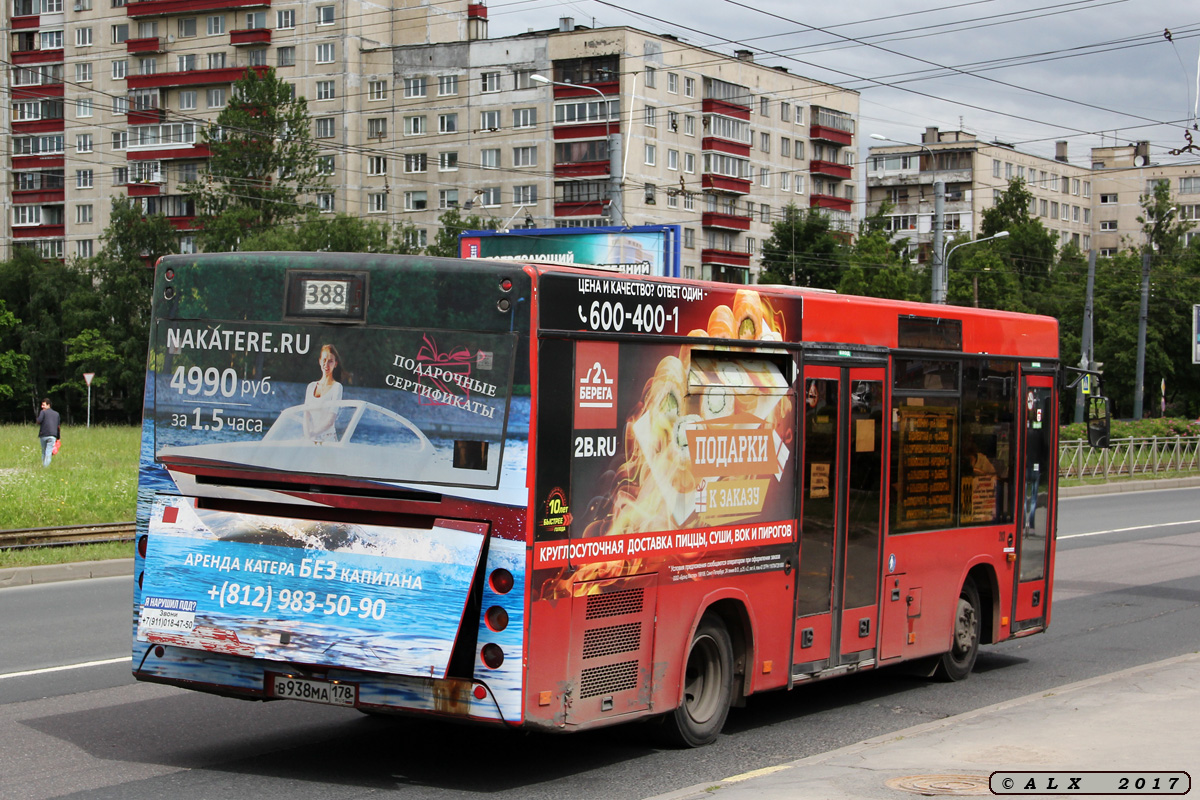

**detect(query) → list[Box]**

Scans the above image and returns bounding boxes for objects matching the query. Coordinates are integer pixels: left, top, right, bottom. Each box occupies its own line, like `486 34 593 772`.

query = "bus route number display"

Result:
284 270 366 320
302 279 350 313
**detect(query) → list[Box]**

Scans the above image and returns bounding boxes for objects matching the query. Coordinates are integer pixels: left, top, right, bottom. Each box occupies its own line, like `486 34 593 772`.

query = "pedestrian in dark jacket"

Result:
36 398 61 467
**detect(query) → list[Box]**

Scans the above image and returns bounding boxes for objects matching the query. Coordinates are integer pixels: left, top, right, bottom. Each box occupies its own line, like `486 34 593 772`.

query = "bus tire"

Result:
661 613 734 747
934 579 981 682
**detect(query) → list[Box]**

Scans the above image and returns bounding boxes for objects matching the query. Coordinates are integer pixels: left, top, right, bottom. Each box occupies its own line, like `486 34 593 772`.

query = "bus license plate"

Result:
268 674 357 707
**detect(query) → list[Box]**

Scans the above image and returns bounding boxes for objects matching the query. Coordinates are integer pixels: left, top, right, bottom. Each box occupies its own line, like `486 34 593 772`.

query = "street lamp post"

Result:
871 134 945 303
941 230 1009 306
1133 206 1178 419
531 74 622 225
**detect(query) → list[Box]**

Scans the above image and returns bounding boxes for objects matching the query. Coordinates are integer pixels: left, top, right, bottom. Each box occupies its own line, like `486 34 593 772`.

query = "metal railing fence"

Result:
1059 436 1200 480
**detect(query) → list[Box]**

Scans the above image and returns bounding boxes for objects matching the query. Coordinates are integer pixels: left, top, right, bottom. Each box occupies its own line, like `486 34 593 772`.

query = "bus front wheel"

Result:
661 613 734 747
934 580 981 682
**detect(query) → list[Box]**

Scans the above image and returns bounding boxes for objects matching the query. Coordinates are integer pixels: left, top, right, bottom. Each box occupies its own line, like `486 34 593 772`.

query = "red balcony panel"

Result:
169 216 198 231
554 200 606 217
701 98 750 120
552 122 619 139
810 193 853 213
810 159 852 179
552 80 618 100
127 108 166 125
127 183 162 196
127 144 210 160
554 162 609 178
12 119 65 135
126 37 164 54
702 211 751 231
12 14 39 29
810 124 852 146
13 189 65 204
701 248 751 268
701 174 752 195
467 2 487 18
127 0 268 17
230 28 271 45
12 225 66 239
700 137 750 158
12 84 64 99
13 156 65 170
13 49 64 66
128 65 268 89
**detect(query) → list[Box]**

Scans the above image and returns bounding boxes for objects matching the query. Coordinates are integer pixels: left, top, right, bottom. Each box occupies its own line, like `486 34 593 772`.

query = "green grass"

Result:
0 424 140 530
0 540 132 569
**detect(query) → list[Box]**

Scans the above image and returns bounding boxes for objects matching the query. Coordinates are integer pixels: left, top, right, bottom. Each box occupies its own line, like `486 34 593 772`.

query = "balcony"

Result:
127 0 268 17
127 37 164 54
810 193 853 213
701 174 752 195
12 225 66 239
552 122 620 140
701 98 750 120
169 216 198 231
127 143 210 160
810 159 852 180
12 15 39 29
230 27 271 45
12 155 65 170
554 162 608 179
551 80 618 100
128 183 162 196
700 137 750 158
13 189 65 205
554 200 606 217
810 124 852 146
128 64 268 89
128 107 167 125
701 212 751 231
12 84 64 100
12 119 65 135
701 248 751 268
12 49 64 66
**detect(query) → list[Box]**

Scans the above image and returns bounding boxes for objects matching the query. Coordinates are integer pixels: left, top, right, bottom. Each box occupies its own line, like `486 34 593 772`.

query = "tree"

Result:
759 204 846 289
838 201 917 300
187 68 326 251
0 300 30 402
977 177 1058 314
425 207 499 258
239 212 421 253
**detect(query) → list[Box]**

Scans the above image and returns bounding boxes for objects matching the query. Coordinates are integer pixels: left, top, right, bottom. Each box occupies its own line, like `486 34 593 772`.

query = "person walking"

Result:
36 398 61 467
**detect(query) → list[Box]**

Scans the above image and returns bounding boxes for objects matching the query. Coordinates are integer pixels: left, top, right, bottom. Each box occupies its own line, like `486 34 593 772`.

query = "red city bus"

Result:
134 253 1063 746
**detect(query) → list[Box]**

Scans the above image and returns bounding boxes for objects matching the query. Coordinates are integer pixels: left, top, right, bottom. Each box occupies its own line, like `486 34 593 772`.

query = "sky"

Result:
483 0 1200 169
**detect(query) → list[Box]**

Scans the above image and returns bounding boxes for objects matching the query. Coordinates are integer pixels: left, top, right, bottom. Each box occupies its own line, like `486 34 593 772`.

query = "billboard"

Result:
459 225 681 278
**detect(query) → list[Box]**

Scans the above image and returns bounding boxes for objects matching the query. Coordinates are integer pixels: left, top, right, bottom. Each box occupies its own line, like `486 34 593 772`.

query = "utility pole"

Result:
931 179 946 303
1074 250 1096 424
1133 248 1151 420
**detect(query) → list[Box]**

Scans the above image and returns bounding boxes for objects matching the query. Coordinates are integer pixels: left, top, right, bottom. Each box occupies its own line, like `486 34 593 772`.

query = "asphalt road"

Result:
2 487 1198 800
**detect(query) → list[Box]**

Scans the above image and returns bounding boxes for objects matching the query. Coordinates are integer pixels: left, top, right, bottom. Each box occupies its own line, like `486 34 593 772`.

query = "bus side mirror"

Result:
1087 396 1111 449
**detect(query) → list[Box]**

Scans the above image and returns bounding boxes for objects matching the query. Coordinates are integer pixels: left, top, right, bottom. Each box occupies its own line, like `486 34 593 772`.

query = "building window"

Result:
316 155 335 175
684 192 695 211
206 88 226 108
439 152 458 171
76 239 94 259
316 81 335 101
1100 220 1117 231
481 71 500 93
75 204 94 224
684 115 695 136
644 65 656 88
668 149 679 171
367 117 387 138
404 76 426 97
760 132 770 153
759 96 769 116
439 189 458 209
438 75 458 96
403 153 425 173
316 43 335 64
277 9 295 28
481 148 500 169
368 192 387 213
514 185 537 205
760 204 770 223
277 47 295 67
1039 199 1047 216
245 10 266 28
684 152 695 174
1100 193 1117 204
480 110 500 130
176 53 195 71
668 72 678 94
1083 208 1091 224
438 113 457 133
780 101 791 122
685 76 695 97
368 80 387 100
75 27 93 47
113 96 128 113
113 166 128 185
207 52 226 69
76 169 94 188
111 131 128 150
76 97 93 118
645 144 656 166
684 227 695 248
404 191 427 211
316 192 334 211
513 108 536 129
110 24 128 44
513 146 536 167
206 15 224 35
179 91 197 110
479 187 500 206
368 155 387 175
247 48 267 67
644 106 656 127
316 5 334 24
667 191 679 209
73 63 93 83
513 69 534 90
760 167 769 187
76 134 93 153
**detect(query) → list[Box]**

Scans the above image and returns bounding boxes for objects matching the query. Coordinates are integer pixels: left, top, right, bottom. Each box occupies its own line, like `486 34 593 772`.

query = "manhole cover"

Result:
886 774 991 796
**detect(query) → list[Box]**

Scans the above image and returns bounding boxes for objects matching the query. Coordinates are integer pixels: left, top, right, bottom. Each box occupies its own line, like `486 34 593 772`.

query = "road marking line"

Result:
0 656 127 681
1060 519 1200 540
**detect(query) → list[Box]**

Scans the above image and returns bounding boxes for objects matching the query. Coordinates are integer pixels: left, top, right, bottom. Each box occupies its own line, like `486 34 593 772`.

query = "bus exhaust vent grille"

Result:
581 622 641 659
585 588 644 620
579 659 639 698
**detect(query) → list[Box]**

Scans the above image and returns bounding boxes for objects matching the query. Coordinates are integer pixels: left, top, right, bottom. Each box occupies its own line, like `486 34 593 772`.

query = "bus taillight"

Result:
485 606 509 632
489 569 514 595
481 643 504 669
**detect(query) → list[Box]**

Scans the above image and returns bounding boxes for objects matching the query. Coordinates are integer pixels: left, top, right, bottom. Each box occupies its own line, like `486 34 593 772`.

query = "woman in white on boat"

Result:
303 344 344 444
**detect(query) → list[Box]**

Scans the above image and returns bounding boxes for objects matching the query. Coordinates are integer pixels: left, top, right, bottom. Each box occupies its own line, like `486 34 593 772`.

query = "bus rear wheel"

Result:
934 579 981 682
661 613 734 747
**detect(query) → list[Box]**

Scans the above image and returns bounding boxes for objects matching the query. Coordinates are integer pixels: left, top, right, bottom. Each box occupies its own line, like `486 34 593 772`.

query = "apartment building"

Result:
5 2 861 283
866 128 1094 263
1089 141 1200 255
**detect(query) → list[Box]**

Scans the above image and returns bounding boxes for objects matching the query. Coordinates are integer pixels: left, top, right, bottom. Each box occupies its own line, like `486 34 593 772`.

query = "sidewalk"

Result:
649 653 1199 800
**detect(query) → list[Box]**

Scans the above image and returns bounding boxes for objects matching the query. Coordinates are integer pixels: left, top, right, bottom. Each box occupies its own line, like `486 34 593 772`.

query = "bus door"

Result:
792 359 886 680
1013 373 1056 633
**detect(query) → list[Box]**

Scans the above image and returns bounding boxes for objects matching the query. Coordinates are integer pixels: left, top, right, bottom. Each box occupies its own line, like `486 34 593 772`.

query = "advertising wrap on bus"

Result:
532 276 803 600
151 321 520 494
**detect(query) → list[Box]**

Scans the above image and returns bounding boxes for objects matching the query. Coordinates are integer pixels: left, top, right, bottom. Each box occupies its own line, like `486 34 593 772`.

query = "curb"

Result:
1059 475 1200 497
0 558 133 589
645 652 1200 800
